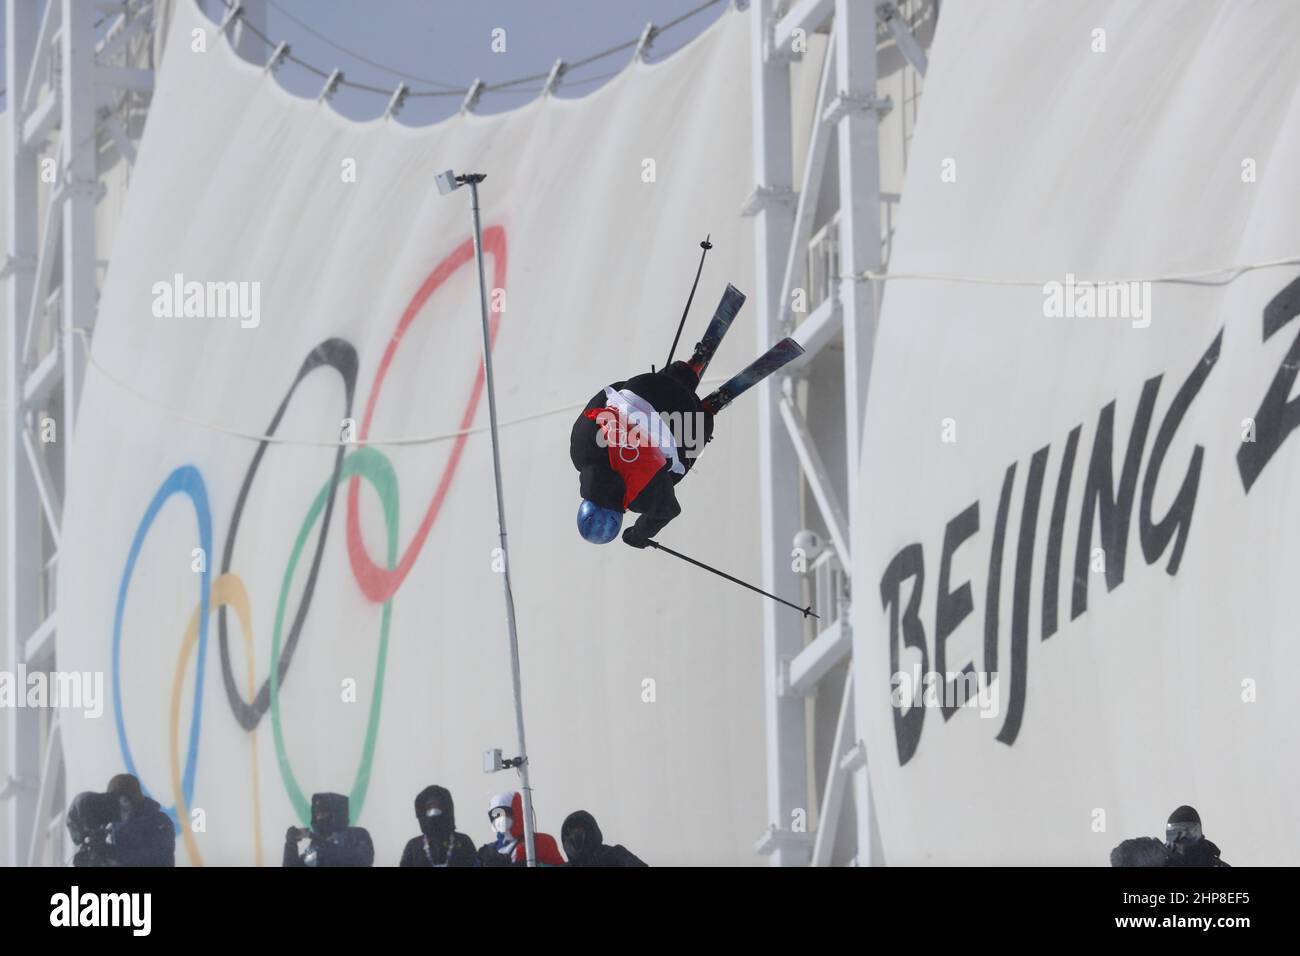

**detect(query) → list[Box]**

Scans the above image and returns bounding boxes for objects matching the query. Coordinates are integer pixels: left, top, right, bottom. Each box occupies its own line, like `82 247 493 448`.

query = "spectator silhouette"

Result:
1165 805 1229 867
106 774 175 867
400 785 477 867
283 792 374 867
562 810 647 867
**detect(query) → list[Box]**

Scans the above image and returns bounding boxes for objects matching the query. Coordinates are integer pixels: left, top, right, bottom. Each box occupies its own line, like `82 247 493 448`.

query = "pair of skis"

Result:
680 281 805 414
667 235 806 414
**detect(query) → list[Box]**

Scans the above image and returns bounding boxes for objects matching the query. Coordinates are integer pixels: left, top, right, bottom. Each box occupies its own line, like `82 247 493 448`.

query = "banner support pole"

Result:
461 172 539 868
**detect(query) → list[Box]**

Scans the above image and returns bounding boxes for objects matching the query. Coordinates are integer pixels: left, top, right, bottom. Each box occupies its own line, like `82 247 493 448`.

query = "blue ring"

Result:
112 465 212 825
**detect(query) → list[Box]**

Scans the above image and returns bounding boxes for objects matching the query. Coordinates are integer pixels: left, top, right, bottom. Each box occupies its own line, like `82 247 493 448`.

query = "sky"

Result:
2 0 732 126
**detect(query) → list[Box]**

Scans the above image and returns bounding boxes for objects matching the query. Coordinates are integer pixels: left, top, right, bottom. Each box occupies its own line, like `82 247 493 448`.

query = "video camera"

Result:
67 790 122 867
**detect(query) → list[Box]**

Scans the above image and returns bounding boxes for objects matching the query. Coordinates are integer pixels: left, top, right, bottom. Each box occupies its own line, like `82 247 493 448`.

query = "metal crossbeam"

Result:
786 295 840 368
778 398 850 569
788 618 851 696
810 668 855 865
24 614 58 670
20 428 62 546
22 94 59 151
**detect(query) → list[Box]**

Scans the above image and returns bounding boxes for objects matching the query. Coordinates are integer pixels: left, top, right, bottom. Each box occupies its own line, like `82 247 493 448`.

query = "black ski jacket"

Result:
568 843 649 867
283 827 375 867
111 798 176 867
570 363 713 541
399 832 478 867
1166 838 1230 867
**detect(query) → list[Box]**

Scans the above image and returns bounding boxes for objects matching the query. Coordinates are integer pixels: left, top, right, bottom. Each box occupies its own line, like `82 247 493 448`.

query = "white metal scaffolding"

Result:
747 0 932 865
4 0 157 866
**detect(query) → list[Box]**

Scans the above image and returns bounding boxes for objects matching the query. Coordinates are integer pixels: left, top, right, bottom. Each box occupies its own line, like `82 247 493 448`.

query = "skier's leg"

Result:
687 284 746 379
663 361 701 392
660 361 714 457
701 337 805 414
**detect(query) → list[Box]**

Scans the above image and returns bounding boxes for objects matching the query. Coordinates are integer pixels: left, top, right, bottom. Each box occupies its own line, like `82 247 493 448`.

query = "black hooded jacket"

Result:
1166 838 1229 867
111 796 176 867
283 792 375 867
570 363 713 541
561 810 647 867
399 785 478 867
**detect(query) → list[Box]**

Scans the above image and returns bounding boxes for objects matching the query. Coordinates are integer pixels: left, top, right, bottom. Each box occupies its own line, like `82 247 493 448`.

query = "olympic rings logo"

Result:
593 409 648 464
110 226 507 865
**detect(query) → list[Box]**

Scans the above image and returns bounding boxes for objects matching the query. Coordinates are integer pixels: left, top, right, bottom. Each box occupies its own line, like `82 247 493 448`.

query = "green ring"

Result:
270 446 399 824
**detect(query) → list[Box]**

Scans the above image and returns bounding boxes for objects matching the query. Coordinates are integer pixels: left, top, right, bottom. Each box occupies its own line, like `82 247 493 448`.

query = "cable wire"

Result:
855 254 1300 288
72 328 727 448
218 0 726 101
264 0 464 90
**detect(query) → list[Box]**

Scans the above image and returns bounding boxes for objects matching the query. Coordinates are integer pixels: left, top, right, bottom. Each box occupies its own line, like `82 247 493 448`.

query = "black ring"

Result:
216 338 358 731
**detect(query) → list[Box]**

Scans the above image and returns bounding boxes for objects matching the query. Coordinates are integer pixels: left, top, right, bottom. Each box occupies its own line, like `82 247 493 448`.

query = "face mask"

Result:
1166 821 1201 846
421 806 451 838
564 828 592 861
492 813 513 836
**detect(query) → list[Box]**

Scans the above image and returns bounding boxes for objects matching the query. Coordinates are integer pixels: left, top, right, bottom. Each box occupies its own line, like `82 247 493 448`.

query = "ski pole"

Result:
645 539 818 619
665 235 713 368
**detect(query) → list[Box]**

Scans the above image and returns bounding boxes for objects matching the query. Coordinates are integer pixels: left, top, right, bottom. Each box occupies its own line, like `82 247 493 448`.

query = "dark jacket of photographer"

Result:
1166 837 1230 868
283 793 375 867
282 828 375 867
112 796 176 867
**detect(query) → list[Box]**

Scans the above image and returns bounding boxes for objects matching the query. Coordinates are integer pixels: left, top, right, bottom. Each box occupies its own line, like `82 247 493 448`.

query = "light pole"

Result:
435 169 538 867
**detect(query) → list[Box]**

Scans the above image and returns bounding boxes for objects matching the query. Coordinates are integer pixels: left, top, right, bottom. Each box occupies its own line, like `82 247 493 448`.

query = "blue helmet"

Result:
577 499 622 544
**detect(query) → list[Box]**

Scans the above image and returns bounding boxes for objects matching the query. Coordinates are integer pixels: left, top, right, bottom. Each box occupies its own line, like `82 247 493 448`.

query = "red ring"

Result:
345 224 507 602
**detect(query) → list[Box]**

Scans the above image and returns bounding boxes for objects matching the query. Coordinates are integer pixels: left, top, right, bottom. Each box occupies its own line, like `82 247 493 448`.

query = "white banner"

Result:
855 0 1300 864
59 0 763 865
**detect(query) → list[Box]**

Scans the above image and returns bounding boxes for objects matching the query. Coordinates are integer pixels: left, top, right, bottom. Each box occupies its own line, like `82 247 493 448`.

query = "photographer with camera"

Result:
1165 805 1230 867
106 773 176 867
283 792 375 867
66 775 174 867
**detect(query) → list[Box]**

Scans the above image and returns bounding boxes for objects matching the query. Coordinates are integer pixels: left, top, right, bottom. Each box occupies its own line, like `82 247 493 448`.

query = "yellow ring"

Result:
170 572 265 866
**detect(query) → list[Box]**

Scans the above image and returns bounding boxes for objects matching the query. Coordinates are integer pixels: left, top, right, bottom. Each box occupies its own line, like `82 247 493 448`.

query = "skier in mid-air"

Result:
571 280 803 548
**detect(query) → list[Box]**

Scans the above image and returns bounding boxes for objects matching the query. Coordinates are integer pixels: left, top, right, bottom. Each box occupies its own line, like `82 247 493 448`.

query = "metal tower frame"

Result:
747 0 930 865
4 0 157 867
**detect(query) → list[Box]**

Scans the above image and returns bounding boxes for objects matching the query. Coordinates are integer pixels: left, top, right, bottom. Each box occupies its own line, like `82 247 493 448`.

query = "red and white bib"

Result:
585 387 685 508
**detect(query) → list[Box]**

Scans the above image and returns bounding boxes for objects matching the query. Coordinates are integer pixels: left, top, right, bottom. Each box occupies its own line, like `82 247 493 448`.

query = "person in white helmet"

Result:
475 791 565 866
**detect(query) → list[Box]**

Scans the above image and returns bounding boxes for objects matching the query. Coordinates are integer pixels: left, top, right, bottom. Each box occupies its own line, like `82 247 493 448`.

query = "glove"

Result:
622 527 651 549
